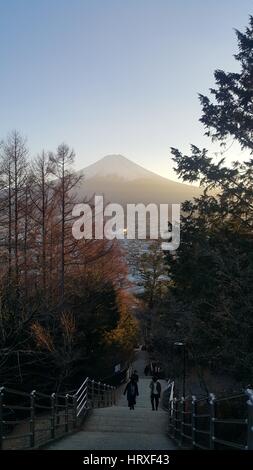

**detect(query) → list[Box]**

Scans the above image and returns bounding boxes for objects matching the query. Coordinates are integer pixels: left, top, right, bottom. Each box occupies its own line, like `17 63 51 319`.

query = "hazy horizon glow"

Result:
0 0 252 182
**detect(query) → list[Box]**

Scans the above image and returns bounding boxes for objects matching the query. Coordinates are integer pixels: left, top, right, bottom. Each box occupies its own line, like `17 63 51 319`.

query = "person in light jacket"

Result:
150 376 161 410
124 377 139 410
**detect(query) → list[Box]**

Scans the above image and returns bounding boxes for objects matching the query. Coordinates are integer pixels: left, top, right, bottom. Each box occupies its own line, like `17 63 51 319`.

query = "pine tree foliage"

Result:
153 17 253 386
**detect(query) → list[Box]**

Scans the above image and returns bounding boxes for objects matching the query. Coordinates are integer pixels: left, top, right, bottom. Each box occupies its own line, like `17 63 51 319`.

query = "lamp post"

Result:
174 342 186 399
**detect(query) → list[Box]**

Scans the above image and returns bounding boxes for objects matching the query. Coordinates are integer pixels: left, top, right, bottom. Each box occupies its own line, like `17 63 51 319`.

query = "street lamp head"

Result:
174 341 184 346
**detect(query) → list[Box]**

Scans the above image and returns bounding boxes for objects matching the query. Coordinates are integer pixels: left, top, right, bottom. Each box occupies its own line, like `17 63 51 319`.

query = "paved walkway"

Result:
47 351 176 450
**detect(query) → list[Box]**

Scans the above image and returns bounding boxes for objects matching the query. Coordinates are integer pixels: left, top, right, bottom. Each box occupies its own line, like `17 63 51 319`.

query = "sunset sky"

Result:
0 0 252 180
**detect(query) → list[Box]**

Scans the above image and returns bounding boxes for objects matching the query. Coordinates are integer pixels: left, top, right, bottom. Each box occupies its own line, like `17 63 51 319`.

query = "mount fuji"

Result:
76 154 200 205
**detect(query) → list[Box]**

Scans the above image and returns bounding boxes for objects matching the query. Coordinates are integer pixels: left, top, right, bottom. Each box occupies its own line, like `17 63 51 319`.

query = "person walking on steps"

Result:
144 365 149 376
124 377 139 410
150 376 161 411
131 370 139 383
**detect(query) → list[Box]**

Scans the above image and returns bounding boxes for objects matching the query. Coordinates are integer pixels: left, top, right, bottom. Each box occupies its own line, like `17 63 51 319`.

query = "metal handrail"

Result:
77 400 87 417
75 377 89 396
167 387 253 450
0 375 118 450
213 437 247 450
213 418 247 425
76 386 88 403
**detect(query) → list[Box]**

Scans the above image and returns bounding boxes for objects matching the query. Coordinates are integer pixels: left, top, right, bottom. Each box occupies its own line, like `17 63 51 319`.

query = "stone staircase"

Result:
47 353 176 450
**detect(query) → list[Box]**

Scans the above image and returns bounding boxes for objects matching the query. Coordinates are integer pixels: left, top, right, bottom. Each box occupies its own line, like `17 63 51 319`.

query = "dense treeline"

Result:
0 132 139 392
146 17 253 391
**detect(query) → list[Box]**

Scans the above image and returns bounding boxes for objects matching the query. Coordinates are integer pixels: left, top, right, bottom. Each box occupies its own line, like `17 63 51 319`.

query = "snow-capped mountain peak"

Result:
80 154 159 181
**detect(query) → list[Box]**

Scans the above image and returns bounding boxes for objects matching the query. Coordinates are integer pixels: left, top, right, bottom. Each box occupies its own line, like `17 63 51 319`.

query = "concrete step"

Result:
82 405 169 434
47 430 175 450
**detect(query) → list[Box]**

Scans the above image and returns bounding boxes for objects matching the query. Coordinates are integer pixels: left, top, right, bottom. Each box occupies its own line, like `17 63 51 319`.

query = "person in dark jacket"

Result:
144 365 150 376
124 377 139 410
149 376 161 410
131 370 139 383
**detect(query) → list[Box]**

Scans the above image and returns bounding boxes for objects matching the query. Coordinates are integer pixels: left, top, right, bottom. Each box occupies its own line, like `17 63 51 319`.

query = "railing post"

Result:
246 389 253 450
174 398 178 440
97 382 101 407
30 390 36 448
180 397 184 448
110 386 113 406
107 385 110 406
209 393 216 449
50 393 55 439
73 394 78 428
0 387 4 451
55 394 60 427
65 394 69 433
191 395 197 449
101 383 104 406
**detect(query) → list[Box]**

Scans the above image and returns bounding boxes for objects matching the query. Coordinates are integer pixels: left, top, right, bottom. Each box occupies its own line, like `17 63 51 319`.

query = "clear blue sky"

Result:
0 0 252 180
